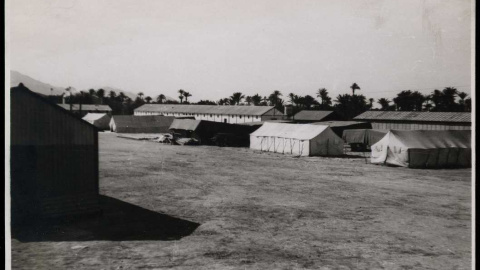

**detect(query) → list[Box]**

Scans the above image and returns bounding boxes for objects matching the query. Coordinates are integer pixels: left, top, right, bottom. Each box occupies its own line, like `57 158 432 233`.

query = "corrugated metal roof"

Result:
312 121 369 127
354 111 471 123
58 104 112 111
293 110 334 121
135 104 282 116
250 123 331 140
111 115 175 128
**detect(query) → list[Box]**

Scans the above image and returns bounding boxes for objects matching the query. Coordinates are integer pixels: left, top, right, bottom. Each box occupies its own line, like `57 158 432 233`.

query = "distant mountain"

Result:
10 70 176 102
10 70 76 96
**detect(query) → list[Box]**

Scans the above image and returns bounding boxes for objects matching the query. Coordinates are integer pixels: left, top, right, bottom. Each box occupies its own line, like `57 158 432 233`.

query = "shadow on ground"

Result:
12 195 200 242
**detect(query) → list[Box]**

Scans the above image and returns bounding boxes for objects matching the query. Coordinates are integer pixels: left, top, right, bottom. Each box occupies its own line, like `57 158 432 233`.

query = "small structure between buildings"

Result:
109 115 175 133
371 130 471 168
342 129 389 151
250 123 344 156
312 121 372 137
83 113 111 131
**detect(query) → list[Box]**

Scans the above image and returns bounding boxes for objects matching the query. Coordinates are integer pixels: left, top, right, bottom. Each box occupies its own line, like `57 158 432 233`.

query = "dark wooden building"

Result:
292 110 344 123
10 84 100 223
353 111 471 130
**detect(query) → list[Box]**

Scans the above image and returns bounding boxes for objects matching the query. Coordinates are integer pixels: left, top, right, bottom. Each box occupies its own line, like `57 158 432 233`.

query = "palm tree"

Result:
458 92 468 112
252 94 262 106
245 96 253 105
230 92 245 105
157 94 166 104
178 89 185 103
118 92 127 103
350 83 360 95
369 98 374 109
96 89 105 104
288 93 296 106
145 96 152 103
183 91 192 103
377 98 391 110
137 92 144 100
109 90 117 99
316 88 332 108
269 90 282 106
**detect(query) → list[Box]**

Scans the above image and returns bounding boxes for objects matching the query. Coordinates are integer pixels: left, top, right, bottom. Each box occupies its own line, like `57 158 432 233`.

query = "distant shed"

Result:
312 121 372 137
109 115 175 133
354 111 471 130
83 113 111 130
292 110 344 123
10 84 100 223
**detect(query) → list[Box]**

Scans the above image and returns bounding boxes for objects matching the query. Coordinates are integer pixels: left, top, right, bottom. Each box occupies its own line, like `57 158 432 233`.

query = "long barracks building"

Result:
134 104 284 124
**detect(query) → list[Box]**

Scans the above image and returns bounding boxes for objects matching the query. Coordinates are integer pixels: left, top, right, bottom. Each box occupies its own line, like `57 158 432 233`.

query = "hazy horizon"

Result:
8 0 472 103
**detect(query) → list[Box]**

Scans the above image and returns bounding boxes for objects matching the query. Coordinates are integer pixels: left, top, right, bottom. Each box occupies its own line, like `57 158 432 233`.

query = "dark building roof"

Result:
354 111 471 123
58 104 112 111
135 104 282 116
112 115 175 128
293 110 339 121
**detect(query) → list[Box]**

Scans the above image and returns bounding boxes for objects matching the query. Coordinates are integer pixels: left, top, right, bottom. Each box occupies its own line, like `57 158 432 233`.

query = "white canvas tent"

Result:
371 130 471 168
250 123 344 156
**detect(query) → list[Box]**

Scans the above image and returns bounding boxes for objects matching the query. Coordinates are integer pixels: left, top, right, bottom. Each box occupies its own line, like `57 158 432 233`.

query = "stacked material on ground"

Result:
82 113 111 130
169 119 260 146
371 130 471 168
312 121 372 137
250 122 344 156
110 115 175 133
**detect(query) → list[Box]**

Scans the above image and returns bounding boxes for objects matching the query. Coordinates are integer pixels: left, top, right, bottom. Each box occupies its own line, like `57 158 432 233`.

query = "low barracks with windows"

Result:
134 104 284 124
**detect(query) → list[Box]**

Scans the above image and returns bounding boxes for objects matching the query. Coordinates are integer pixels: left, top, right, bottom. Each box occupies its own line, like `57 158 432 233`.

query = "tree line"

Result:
56 83 471 119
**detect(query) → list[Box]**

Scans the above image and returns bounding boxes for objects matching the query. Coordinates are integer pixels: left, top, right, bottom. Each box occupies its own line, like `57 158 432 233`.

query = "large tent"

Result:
342 129 389 146
250 123 344 156
371 130 471 168
83 113 111 130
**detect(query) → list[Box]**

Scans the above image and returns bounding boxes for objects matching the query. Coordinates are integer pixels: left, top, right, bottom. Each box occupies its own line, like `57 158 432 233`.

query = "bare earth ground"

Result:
12 133 471 269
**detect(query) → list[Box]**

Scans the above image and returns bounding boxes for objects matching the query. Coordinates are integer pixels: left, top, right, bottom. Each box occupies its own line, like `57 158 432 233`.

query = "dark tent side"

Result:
342 129 389 147
169 119 259 146
371 130 471 168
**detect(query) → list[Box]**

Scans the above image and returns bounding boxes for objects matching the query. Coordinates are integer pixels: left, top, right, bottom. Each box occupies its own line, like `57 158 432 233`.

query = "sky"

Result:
8 0 473 103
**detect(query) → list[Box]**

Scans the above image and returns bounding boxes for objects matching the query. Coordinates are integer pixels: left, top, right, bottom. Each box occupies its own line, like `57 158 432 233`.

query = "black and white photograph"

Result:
5 0 475 269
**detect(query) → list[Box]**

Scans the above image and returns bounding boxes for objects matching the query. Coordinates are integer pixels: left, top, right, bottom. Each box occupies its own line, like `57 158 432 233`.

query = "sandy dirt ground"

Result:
12 133 472 269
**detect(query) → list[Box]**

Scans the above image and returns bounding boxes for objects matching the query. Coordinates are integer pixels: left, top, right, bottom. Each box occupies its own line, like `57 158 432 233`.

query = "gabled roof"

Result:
250 123 332 140
385 130 471 149
293 110 335 121
58 104 112 111
169 119 202 131
354 111 471 123
11 84 97 130
82 113 109 121
111 115 175 127
135 104 282 116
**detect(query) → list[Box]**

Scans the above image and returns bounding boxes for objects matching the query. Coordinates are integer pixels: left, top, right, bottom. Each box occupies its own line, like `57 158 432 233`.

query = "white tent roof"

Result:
250 122 331 140
82 113 108 121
